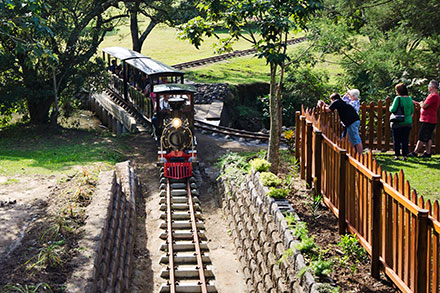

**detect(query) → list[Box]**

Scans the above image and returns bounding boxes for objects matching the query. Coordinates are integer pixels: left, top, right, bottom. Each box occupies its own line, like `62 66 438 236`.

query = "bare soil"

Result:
0 168 101 291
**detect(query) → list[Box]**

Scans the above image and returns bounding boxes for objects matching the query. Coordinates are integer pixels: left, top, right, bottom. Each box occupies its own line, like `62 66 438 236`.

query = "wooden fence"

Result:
295 100 440 293
358 98 438 152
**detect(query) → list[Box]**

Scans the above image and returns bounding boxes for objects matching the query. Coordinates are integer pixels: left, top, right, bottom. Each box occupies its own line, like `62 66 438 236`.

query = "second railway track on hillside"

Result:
172 37 306 70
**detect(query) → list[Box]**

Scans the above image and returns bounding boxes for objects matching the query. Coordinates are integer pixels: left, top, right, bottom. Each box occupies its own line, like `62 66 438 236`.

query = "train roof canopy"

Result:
103 47 183 77
103 47 146 61
153 84 197 95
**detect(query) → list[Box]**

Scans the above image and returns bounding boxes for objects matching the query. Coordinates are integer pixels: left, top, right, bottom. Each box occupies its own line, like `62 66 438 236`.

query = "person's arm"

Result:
318 100 332 113
420 94 433 109
389 97 399 113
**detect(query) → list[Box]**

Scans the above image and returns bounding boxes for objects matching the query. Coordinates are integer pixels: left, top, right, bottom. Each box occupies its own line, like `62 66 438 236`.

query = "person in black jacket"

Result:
318 93 363 154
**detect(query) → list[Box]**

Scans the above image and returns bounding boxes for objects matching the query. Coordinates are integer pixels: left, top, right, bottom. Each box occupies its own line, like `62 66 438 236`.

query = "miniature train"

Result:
102 47 197 179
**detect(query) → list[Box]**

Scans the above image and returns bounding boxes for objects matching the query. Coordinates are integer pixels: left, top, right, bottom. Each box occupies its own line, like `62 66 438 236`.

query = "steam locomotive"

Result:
102 47 197 179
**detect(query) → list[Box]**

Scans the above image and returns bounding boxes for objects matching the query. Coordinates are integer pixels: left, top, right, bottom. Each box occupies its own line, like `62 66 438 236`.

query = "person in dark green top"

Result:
390 83 414 160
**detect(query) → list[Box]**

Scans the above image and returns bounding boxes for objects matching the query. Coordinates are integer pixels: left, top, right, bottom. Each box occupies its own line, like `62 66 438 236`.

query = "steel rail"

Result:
195 119 288 142
173 37 306 70
194 119 270 140
166 179 176 293
186 180 208 293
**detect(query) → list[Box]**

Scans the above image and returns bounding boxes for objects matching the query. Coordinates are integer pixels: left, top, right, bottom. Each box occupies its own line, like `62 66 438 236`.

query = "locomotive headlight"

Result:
171 118 182 129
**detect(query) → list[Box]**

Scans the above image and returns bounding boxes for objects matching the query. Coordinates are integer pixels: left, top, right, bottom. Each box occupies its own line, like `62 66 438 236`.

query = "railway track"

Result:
194 119 271 141
173 37 306 70
104 87 283 142
158 173 217 292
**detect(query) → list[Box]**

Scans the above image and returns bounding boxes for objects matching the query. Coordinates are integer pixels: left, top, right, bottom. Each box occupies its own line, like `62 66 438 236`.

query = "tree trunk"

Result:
27 97 54 124
268 62 280 174
130 5 141 52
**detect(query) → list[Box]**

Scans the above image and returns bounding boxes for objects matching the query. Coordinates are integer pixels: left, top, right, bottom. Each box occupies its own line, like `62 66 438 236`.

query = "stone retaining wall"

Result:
67 161 138 292
219 170 326 293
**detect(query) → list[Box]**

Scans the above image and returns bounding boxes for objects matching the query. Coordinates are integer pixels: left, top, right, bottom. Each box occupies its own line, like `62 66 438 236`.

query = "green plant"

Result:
315 284 341 293
337 233 368 272
267 187 289 199
217 151 250 171
311 257 334 277
337 234 368 264
1 283 52 293
256 149 267 159
293 221 309 239
259 172 282 187
41 216 74 242
284 212 297 229
249 158 271 172
307 192 323 218
26 241 65 270
294 236 317 254
282 153 300 190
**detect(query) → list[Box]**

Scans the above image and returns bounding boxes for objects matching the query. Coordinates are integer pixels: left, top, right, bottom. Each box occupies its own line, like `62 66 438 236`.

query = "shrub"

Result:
259 172 282 187
312 258 334 277
249 158 271 172
267 187 289 199
337 234 368 263
294 236 316 254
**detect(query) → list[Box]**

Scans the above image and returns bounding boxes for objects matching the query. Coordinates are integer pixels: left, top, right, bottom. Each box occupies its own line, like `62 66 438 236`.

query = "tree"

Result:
0 0 126 124
126 0 199 52
179 0 322 173
0 0 54 124
307 0 440 101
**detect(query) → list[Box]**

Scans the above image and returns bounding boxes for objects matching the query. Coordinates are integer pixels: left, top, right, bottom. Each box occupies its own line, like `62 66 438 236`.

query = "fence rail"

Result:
296 98 440 293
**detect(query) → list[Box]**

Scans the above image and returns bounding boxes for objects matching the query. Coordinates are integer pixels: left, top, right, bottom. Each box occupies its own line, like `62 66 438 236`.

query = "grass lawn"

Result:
0 122 128 177
100 23 255 65
374 153 440 201
99 21 344 86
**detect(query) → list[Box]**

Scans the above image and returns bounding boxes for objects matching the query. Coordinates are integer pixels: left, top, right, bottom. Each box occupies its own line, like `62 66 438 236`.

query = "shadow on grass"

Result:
0 123 128 172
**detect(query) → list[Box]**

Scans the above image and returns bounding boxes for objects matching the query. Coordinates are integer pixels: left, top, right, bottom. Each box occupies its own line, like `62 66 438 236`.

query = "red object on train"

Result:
164 162 192 179
162 150 194 179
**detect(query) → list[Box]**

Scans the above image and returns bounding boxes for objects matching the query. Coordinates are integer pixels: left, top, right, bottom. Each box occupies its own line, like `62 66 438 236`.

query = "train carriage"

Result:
102 47 197 179
102 46 185 122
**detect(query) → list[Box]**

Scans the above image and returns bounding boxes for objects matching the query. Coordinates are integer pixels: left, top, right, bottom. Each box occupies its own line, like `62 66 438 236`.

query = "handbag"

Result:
390 97 405 122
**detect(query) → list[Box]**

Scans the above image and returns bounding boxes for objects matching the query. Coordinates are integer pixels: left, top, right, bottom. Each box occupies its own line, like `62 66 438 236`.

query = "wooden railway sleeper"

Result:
160 177 217 293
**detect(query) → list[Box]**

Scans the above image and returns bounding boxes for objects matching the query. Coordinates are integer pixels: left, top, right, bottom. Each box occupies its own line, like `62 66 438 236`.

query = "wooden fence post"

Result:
313 129 322 195
306 121 313 187
338 149 347 235
300 116 306 180
384 98 391 151
416 209 429 293
295 111 301 162
371 175 382 279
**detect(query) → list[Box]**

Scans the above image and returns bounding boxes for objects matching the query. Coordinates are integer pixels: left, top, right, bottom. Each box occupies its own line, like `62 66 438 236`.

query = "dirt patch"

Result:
0 175 56 257
0 165 105 291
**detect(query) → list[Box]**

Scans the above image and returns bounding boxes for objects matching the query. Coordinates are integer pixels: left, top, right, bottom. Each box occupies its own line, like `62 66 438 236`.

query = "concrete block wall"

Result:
89 92 137 135
67 161 137 293
220 170 327 293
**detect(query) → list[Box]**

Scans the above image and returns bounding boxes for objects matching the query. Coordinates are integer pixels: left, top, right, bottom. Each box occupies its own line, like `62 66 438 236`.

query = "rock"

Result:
193 83 231 104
